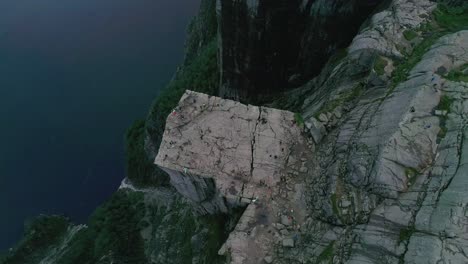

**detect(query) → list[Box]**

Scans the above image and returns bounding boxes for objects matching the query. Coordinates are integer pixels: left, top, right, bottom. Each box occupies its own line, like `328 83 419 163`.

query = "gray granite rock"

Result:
282 238 295 248
155 91 313 264
305 117 327 144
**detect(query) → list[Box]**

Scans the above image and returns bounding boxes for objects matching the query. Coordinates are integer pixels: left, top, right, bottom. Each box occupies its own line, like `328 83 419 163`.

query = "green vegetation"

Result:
269 93 302 113
128 0 219 189
145 39 219 181
125 35 218 187
125 120 166 187
374 56 388 76
398 225 415 245
438 111 449 141
436 94 454 141
3 1 228 263
446 63 468 82
403 29 418 41
405 167 419 186
395 43 408 57
389 4 468 94
184 0 218 64
58 191 146 264
316 241 335 264
8 2 467 264
433 3 468 32
405 167 418 178
145 198 231 264
438 95 454 113
1 192 147 264
147 39 219 122
88 191 146 263
0 215 69 264
294 113 305 129
316 83 364 118
437 94 453 140
2 190 235 264
390 29 443 93
330 193 340 216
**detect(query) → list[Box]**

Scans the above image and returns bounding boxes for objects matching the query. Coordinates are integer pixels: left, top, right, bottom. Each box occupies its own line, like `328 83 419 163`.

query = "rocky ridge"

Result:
154 0 468 263
275 0 468 263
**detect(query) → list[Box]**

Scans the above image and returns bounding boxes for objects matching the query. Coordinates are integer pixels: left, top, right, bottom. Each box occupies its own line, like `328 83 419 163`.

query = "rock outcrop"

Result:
155 1 468 263
272 0 468 263
155 91 314 263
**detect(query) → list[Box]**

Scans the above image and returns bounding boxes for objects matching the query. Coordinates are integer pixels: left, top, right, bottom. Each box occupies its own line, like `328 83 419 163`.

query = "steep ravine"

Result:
218 0 384 103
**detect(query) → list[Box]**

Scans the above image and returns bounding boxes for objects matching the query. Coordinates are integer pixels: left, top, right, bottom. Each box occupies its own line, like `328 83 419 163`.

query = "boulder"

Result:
305 117 327 144
281 215 292 226
264 256 273 263
282 238 295 248
318 113 329 123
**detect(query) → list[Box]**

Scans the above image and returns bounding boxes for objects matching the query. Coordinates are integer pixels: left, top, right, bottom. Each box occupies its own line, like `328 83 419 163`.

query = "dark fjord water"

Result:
0 0 200 250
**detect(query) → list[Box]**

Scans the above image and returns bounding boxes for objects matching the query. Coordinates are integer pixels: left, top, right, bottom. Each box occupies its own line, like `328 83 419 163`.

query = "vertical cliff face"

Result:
217 0 306 101
296 0 383 81
217 0 383 102
184 0 218 65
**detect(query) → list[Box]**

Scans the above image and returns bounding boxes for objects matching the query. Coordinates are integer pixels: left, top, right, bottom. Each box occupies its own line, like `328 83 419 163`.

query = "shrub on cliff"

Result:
88 191 146 263
125 120 165 187
0 215 69 264
435 2 468 31
1 192 147 264
144 39 219 185
122 0 218 188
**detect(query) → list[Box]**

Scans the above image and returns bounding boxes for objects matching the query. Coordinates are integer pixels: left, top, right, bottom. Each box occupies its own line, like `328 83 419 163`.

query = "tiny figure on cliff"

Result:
293 233 299 243
251 196 258 204
431 74 439 92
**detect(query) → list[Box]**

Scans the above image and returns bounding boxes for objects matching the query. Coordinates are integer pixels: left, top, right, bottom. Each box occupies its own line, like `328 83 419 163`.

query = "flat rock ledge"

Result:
155 91 314 263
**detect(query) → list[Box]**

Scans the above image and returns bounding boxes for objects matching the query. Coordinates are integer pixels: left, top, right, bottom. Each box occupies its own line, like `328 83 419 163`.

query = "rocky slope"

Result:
2 0 467 264
271 1 468 263
149 1 468 263
150 0 468 263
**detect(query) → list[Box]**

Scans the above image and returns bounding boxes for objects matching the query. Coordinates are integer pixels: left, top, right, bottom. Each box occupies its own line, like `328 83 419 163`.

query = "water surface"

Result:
0 0 200 250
